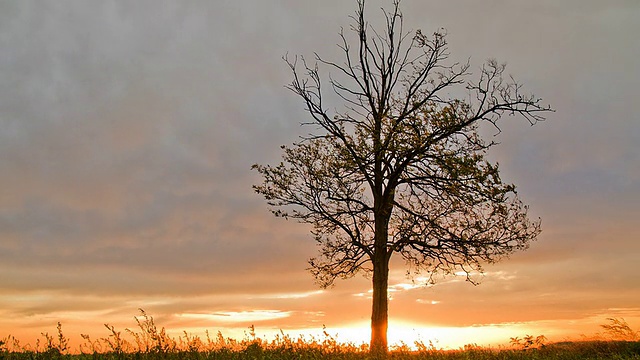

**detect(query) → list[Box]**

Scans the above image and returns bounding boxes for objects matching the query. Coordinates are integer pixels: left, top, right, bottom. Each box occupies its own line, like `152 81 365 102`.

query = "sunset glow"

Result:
1 0 639 352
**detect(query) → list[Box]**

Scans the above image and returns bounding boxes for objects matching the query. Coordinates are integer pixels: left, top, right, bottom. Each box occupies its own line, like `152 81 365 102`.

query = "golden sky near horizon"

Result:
1 0 639 350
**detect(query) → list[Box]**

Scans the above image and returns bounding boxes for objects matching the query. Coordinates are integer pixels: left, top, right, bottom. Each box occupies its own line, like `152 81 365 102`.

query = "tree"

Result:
252 0 552 353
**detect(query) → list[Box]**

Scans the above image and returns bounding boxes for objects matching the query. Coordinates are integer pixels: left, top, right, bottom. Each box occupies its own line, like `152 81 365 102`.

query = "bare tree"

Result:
252 0 552 353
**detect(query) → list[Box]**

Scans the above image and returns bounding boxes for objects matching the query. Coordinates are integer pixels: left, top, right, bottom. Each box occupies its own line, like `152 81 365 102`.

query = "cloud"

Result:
180 310 292 323
254 290 325 300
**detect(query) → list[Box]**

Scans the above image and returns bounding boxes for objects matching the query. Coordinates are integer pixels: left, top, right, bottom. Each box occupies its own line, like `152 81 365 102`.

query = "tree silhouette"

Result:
253 0 552 353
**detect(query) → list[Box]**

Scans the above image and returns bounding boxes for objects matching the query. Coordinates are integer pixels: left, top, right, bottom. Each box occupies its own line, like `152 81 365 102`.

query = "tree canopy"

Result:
253 0 552 353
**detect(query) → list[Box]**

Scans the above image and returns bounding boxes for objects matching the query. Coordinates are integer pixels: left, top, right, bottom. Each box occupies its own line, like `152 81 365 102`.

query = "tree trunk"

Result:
371 109 392 354
370 251 389 354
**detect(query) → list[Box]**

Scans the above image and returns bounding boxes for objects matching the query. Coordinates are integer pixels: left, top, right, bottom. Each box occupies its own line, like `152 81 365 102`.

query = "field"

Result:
2 312 639 359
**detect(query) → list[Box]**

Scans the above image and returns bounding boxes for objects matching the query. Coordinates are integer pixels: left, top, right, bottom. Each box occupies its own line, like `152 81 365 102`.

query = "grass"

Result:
1 310 639 359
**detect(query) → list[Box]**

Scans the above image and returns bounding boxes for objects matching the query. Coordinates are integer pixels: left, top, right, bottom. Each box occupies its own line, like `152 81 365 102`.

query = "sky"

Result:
1 0 639 350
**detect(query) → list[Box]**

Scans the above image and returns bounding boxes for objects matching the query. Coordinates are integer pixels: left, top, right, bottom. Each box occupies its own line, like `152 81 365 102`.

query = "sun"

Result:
324 320 534 350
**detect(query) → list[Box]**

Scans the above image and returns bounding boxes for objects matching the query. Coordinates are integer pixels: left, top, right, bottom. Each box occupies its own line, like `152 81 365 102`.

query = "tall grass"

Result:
1 310 639 359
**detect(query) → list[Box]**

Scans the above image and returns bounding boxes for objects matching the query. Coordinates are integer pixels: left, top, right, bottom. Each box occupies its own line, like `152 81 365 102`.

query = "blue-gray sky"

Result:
0 0 638 348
